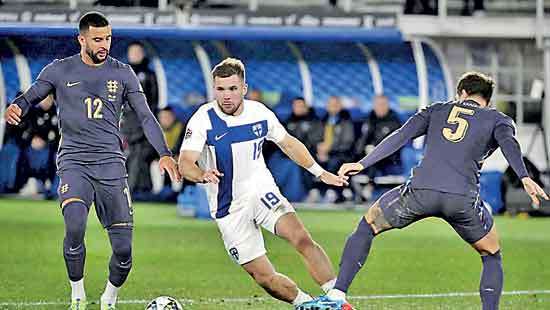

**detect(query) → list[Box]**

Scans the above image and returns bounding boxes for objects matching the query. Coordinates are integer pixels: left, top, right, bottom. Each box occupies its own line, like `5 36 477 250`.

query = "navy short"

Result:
377 185 493 244
57 168 133 228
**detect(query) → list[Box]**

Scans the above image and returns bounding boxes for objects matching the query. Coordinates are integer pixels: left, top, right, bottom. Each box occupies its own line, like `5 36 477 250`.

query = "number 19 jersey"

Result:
180 100 288 219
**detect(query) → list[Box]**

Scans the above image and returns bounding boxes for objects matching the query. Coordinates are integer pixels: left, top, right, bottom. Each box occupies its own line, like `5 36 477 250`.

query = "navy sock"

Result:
334 217 375 293
108 226 133 287
63 202 88 281
480 251 503 310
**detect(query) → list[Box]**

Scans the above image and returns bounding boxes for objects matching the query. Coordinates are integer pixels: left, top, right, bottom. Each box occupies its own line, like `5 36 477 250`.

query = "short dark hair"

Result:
212 58 245 81
456 71 495 103
79 11 109 33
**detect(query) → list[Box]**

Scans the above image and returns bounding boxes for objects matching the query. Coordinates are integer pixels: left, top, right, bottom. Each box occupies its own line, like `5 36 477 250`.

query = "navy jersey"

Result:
14 54 170 178
359 100 528 198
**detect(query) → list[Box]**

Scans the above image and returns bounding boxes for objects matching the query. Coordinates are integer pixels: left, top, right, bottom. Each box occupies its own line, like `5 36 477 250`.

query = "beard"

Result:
86 46 108 64
218 100 242 116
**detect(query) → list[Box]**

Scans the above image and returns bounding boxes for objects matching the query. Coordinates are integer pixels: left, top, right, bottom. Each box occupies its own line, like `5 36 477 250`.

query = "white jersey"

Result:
180 99 288 219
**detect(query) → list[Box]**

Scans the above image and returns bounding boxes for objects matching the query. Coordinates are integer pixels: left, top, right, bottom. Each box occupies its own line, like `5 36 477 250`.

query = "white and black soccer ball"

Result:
145 296 183 310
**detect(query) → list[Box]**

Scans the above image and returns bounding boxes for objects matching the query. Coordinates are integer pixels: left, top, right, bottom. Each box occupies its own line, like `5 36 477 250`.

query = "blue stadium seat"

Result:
298 42 375 109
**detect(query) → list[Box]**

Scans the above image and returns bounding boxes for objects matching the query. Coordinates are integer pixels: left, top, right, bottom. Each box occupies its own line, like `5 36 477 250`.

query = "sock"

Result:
292 289 313 306
321 278 336 293
63 202 88 282
480 251 503 310
334 217 375 293
101 281 119 305
70 278 86 301
327 288 347 301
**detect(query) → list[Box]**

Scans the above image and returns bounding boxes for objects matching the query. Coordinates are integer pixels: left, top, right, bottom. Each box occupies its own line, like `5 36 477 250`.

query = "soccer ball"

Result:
145 296 183 310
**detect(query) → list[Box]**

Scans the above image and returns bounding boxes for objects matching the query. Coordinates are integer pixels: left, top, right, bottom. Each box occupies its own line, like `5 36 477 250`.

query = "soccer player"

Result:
4 12 180 310
178 58 349 308
300 72 549 310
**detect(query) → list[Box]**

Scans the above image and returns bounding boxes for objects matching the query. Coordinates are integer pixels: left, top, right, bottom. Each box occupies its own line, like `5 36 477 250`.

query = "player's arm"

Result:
178 150 223 184
339 107 430 176
276 134 348 186
494 118 549 206
124 67 180 182
5 64 56 125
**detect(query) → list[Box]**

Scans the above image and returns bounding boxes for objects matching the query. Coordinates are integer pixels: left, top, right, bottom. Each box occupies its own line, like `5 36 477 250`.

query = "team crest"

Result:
107 80 119 101
60 184 69 194
252 123 263 137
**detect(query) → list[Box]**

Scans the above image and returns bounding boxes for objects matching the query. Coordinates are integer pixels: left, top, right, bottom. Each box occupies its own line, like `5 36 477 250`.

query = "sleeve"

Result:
124 66 171 157
180 112 207 152
13 61 57 116
493 115 529 179
265 108 288 143
358 105 431 169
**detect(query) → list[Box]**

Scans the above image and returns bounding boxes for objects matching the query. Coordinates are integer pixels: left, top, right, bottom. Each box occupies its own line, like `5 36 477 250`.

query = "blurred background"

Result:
0 0 549 214
1 1 550 309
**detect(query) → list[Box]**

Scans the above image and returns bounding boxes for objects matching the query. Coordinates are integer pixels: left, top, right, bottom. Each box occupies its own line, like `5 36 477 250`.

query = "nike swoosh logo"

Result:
215 132 228 141
69 244 82 252
66 81 81 87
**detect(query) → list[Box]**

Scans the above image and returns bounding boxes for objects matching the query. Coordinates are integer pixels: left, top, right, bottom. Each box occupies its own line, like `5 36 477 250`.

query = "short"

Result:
215 189 295 265
57 168 133 228
378 185 493 244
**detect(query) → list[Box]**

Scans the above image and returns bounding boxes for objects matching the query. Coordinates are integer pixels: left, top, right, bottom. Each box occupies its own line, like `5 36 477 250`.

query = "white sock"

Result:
321 278 336 293
70 279 86 301
327 288 347 301
100 281 119 305
292 289 313 306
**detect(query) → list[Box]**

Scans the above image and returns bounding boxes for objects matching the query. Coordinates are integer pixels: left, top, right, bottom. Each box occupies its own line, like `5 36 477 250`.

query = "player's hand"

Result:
5 104 22 125
521 177 549 207
338 162 365 176
159 156 181 183
319 171 349 187
201 169 224 184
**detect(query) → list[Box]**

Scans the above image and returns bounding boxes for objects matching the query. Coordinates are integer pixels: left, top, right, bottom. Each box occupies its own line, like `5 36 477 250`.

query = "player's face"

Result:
79 25 112 64
214 74 247 116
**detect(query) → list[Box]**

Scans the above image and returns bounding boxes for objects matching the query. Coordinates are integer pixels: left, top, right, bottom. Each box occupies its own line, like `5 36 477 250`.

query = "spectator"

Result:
1 93 59 197
247 89 262 102
352 95 403 202
315 96 355 202
268 97 323 202
355 95 402 171
158 106 184 200
404 0 437 15
286 97 323 194
462 0 485 16
122 41 159 197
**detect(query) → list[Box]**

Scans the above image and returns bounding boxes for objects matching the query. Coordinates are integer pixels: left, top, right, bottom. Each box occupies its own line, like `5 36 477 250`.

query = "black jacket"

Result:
122 58 159 143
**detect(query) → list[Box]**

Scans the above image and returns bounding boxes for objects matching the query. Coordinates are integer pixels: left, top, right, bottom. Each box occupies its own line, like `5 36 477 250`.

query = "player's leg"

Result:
445 196 502 310
94 177 134 309
327 186 433 304
58 170 94 308
242 255 313 306
474 225 503 310
275 212 336 293
216 204 313 307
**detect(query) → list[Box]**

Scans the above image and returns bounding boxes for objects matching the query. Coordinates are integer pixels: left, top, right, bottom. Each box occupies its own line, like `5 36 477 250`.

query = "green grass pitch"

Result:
0 199 549 309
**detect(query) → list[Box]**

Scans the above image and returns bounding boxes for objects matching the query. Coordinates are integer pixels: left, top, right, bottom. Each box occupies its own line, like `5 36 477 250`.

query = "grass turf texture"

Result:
0 199 548 309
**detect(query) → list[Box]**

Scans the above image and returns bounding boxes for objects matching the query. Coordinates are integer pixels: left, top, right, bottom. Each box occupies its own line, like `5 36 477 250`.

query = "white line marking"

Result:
1 290 549 307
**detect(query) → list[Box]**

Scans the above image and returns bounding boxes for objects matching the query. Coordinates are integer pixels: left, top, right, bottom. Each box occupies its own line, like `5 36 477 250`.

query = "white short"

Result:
215 189 295 265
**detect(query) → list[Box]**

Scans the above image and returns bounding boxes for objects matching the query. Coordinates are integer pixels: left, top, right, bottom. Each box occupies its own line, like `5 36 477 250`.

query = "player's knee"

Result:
366 205 391 234
63 201 88 242
291 231 315 253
